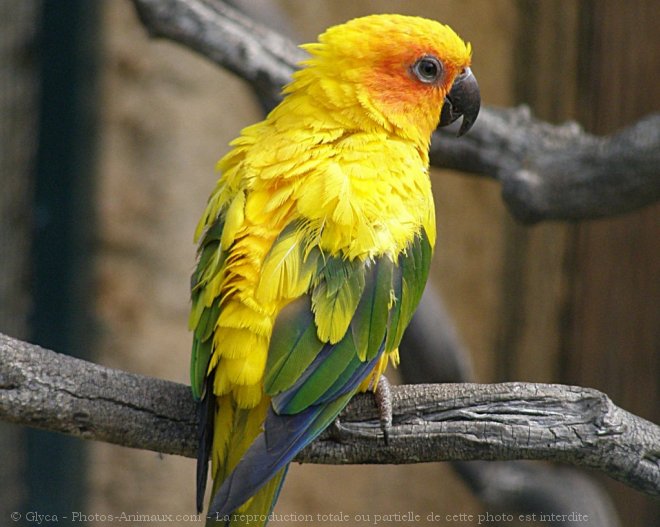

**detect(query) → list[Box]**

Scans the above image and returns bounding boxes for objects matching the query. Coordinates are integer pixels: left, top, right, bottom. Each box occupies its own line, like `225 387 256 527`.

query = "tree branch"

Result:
131 0 660 224
132 0 305 111
432 108 660 223
400 288 622 526
1 332 658 497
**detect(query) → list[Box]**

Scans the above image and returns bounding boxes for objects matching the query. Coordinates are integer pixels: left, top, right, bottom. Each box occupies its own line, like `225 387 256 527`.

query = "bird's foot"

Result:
373 375 393 445
329 416 349 442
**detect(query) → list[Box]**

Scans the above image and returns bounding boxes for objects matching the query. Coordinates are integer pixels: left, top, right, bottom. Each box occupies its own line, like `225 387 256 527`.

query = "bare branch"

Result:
131 0 305 110
1 332 658 497
433 108 660 223
131 0 660 224
401 287 622 526
452 461 622 526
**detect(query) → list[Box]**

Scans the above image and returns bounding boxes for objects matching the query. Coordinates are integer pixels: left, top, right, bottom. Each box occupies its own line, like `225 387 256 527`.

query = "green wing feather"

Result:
311 256 366 343
264 226 433 414
274 331 358 414
351 256 394 361
264 296 325 395
193 220 434 520
190 216 226 399
386 229 433 352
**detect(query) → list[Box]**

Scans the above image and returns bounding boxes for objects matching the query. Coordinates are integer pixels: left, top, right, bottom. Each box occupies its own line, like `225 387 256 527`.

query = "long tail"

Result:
207 465 287 527
206 343 386 524
198 389 293 527
208 391 354 522
197 391 215 513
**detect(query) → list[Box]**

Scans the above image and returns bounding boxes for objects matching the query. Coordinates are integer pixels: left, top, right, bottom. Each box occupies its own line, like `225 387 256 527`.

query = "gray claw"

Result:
374 375 393 445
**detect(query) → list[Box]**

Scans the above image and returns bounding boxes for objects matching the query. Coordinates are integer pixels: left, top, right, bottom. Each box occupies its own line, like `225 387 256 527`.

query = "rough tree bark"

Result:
401 290 623 526
132 0 660 224
1 332 658 497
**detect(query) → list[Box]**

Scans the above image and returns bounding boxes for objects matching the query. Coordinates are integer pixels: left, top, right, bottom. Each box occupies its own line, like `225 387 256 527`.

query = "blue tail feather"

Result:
209 395 350 516
209 342 385 517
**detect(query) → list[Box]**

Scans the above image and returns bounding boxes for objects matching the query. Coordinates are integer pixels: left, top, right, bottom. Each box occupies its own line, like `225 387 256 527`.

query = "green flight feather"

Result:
265 296 325 395
191 242 216 291
351 256 394 361
263 228 431 418
190 216 227 400
192 216 225 286
389 228 432 349
278 331 358 414
384 262 404 354
191 338 213 400
196 298 221 343
190 295 222 399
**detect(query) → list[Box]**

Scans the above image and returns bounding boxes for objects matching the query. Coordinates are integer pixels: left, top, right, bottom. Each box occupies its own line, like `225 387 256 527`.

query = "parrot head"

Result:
294 14 480 143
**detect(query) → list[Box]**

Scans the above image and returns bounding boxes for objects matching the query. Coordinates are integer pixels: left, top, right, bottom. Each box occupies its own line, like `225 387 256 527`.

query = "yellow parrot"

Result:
189 14 479 526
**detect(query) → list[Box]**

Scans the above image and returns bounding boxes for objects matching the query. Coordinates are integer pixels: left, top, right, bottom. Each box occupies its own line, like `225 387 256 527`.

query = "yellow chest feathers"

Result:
235 131 436 261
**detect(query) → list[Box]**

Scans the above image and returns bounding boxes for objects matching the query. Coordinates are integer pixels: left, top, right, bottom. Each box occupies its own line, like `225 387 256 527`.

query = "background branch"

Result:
132 0 305 111
1 332 658 498
132 0 660 224
432 108 660 223
401 289 623 526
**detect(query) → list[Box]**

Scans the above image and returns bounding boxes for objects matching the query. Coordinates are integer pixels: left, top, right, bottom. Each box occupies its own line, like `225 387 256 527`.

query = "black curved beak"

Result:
439 67 480 136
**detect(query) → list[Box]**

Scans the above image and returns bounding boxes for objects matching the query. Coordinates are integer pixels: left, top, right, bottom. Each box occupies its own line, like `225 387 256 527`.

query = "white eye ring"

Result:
412 56 443 84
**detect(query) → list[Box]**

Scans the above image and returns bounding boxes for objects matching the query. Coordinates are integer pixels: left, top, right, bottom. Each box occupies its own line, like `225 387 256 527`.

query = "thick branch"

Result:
400 287 622 526
432 108 660 223
132 0 305 111
1 332 658 497
132 0 660 224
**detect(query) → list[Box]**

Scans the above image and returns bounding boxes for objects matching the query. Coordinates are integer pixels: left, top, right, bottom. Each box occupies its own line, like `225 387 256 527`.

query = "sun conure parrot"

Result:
189 13 480 526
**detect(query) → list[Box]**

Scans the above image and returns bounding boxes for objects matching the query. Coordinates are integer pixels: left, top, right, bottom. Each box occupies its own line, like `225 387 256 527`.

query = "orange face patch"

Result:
361 47 451 131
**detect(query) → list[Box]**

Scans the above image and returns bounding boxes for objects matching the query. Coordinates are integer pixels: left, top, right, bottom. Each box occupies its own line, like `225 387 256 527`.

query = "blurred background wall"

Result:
1 0 658 526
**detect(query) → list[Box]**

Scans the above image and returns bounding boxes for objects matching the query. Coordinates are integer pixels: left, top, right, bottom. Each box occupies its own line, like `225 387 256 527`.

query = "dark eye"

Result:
412 56 443 84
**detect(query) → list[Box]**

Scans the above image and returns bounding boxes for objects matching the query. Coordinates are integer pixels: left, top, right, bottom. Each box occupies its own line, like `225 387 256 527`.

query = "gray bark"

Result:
401 289 622 526
1 332 658 497
432 107 660 223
